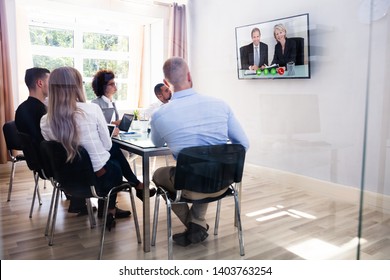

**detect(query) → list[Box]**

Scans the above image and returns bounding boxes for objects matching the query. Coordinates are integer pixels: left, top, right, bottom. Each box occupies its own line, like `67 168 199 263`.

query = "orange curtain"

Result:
168 3 187 60
0 0 15 164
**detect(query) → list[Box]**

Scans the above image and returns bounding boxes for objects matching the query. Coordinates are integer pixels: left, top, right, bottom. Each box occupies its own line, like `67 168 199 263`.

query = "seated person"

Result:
271 23 297 69
15 67 88 215
91 69 156 200
91 69 120 127
150 57 250 246
40 68 153 228
142 83 172 120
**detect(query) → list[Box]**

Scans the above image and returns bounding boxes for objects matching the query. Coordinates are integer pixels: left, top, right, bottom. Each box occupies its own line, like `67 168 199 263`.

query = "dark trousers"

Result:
68 143 138 211
95 159 122 209
109 142 140 186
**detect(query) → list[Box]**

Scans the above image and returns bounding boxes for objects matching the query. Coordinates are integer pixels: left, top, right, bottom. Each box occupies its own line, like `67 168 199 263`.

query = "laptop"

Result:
118 113 134 132
102 108 115 124
107 124 116 137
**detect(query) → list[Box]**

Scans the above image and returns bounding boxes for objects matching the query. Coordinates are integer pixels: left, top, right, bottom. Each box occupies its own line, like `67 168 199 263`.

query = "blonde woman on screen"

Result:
271 23 297 69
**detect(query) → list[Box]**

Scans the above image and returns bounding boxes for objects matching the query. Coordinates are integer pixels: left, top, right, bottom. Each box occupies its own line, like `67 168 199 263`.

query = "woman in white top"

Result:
40 66 140 229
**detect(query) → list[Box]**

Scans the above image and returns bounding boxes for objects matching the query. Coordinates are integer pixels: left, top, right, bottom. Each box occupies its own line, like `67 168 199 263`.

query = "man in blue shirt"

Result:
150 57 249 246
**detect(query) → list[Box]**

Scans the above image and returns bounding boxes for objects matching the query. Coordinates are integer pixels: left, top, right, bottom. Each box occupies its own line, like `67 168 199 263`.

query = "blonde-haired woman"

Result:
40 66 142 229
271 23 297 69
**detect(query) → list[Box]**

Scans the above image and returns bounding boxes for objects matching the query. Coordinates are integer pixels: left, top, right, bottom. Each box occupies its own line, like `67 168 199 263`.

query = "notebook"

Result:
118 113 134 132
102 108 115 124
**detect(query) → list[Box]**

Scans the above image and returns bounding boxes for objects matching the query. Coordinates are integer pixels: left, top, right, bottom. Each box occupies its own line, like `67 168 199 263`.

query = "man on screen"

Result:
240 27 268 70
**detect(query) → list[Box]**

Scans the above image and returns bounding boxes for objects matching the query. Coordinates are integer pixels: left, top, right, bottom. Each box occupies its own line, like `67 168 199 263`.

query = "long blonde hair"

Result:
46 67 86 162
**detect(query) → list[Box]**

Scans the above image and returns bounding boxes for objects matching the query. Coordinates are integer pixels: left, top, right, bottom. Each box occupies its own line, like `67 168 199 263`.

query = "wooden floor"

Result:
0 156 389 260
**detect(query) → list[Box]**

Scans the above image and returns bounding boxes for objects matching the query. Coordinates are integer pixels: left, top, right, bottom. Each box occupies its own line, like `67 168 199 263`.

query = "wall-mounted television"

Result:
235 13 310 80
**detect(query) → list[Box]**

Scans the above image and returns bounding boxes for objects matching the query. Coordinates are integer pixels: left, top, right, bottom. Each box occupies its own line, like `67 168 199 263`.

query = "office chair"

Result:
40 140 141 259
17 132 49 218
151 144 246 259
2 121 26 202
289 37 305 65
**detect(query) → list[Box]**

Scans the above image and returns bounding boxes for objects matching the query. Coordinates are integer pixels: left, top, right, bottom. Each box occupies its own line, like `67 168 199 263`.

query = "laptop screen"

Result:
118 113 134 132
107 124 116 137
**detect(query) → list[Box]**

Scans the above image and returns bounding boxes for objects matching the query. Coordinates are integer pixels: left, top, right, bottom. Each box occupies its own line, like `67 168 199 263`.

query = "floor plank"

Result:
0 157 389 260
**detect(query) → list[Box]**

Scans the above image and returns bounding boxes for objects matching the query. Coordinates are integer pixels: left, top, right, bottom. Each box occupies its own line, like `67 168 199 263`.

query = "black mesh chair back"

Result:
40 140 141 259
2 121 26 201
41 141 97 198
18 132 46 178
152 144 246 259
39 140 97 237
3 121 24 151
290 37 305 65
174 144 245 195
17 131 47 217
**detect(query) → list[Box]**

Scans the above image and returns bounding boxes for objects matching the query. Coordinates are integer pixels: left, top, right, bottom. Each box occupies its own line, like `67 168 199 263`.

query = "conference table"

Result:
112 131 171 252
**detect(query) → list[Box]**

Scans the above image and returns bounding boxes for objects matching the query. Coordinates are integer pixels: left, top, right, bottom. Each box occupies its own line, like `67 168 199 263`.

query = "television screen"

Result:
235 13 310 79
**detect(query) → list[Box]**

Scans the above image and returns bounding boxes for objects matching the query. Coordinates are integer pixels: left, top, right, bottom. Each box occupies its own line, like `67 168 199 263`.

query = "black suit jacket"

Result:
15 96 46 145
240 42 268 70
271 37 297 67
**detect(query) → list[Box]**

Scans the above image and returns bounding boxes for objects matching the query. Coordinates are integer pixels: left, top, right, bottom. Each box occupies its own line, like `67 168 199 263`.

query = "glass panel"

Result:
83 32 129 52
32 55 74 71
358 2 390 260
29 26 73 47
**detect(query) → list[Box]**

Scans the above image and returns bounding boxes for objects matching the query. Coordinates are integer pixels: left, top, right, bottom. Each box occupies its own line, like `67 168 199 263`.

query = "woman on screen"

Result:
271 23 297 69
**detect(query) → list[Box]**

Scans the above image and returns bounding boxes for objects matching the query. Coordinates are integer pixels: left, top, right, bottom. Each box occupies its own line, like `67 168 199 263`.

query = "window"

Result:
29 23 134 107
83 32 129 52
13 1 167 110
30 26 75 69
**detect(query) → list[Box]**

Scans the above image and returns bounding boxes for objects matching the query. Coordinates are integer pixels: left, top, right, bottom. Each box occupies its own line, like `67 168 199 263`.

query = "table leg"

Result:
142 155 151 252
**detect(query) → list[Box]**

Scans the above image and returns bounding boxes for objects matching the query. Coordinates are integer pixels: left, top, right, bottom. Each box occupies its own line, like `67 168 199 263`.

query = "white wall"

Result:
187 0 390 195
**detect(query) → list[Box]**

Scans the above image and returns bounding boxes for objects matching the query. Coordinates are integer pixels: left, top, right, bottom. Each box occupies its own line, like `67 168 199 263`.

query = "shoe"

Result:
136 187 157 201
172 223 209 246
172 231 191 247
115 208 131 219
68 197 88 213
98 206 131 219
187 223 209 244
106 213 116 232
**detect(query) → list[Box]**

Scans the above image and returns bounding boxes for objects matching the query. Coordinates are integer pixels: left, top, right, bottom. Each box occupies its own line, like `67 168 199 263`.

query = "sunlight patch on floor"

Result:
287 237 367 259
246 205 317 222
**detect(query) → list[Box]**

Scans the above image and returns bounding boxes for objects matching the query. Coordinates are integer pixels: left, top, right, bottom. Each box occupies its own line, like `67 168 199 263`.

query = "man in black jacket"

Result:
240 27 268 70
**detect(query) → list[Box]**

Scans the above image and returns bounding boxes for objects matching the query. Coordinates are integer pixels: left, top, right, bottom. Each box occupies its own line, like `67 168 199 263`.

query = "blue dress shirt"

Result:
150 88 249 158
